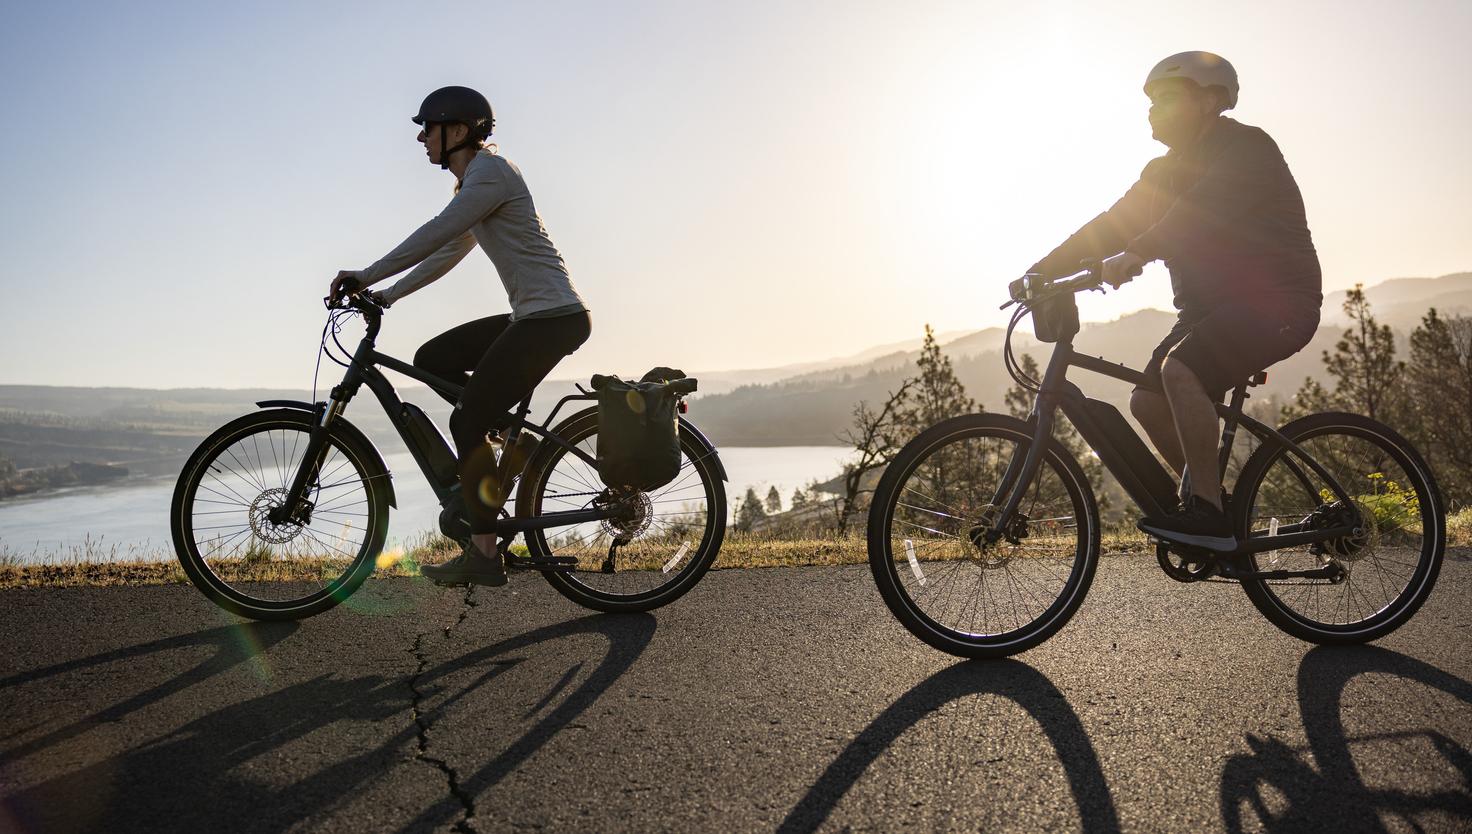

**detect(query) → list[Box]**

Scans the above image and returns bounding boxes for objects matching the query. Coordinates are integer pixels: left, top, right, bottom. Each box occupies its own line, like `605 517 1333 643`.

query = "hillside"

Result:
0 271 1466 483
687 272 1472 445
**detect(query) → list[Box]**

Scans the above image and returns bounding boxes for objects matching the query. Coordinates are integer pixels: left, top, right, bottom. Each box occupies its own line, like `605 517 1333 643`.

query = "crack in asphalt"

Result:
408 586 480 832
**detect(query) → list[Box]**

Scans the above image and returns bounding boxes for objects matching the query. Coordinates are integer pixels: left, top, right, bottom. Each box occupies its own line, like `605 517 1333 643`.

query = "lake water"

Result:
0 446 851 563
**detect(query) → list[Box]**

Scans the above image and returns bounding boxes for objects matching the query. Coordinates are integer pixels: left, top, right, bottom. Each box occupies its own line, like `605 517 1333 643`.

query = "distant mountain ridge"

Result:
1 272 1466 456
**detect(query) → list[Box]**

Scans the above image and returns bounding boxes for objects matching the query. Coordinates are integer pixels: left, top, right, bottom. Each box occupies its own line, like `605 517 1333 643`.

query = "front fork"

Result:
271 387 353 526
981 404 1057 547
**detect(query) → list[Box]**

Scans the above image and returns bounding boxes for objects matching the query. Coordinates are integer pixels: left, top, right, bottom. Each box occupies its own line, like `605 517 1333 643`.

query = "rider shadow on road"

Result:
395 611 657 833
1219 645 1472 833
0 620 299 762
0 613 653 834
778 659 1120 834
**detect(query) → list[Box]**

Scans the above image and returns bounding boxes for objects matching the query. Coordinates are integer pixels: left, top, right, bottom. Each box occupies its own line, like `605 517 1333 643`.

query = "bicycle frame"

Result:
272 299 618 536
988 291 1360 557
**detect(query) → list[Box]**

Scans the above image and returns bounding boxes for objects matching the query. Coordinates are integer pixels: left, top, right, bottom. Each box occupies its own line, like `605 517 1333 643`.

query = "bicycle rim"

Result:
173 414 386 616
871 416 1098 655
1238 417 1442 636
525 417 726 608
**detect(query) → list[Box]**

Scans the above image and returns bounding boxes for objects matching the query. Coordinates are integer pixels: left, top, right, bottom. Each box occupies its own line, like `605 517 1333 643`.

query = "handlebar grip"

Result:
339 276 361 294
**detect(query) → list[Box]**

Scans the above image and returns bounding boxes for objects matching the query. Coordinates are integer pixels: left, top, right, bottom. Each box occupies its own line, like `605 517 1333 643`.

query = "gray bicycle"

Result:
171 292 728 620
867 264 1445 658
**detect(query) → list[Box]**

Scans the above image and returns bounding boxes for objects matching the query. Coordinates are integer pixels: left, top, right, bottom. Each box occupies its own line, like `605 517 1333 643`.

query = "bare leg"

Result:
1160 357 1223 511
472 532 498 558
1130 389 1186 476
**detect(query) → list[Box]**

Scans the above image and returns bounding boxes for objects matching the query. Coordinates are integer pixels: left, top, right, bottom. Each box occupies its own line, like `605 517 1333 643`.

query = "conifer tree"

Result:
764 485 783 514
1287 285 1406 422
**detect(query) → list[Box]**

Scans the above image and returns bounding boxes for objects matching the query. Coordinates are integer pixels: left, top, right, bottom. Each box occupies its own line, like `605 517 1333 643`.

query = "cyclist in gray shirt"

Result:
329 86 590 586
1027 52 1322 551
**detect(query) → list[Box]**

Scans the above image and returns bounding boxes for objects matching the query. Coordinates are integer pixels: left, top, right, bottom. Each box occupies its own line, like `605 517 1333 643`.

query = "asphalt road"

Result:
3 552 1470 833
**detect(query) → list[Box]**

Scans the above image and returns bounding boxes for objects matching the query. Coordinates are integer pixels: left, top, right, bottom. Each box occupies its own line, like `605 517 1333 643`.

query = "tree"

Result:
898 325 978 434
764 485 783 514
1407 308 1472 507
790 487 809 508
835 379 915 533
1288 285 1407 423
735 487 767 532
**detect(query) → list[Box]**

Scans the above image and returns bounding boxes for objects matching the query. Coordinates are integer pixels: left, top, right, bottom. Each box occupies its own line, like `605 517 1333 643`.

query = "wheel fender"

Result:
254 401 396 508
677 416 728 482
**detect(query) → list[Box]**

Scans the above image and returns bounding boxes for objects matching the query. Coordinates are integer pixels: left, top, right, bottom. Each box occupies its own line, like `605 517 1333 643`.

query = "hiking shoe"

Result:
1138 495 1238 551
421 542 507 587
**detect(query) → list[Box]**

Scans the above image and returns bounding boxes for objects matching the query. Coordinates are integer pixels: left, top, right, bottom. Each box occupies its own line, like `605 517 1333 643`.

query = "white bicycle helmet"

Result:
1144 51 1238 109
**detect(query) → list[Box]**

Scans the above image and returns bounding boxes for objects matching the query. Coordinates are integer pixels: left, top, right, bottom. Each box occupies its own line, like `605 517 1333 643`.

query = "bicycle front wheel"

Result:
516 408 727 613
171 409 391 620
1232 412 1444 644
867 413 1100 659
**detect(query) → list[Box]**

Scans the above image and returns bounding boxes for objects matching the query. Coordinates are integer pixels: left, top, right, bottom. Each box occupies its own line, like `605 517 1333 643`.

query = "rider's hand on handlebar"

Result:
1101 252 1145 289
327 270 364 306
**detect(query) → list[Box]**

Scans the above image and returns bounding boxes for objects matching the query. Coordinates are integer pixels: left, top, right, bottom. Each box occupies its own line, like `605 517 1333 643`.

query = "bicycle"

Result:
867 263 1445 658
171 292 728 621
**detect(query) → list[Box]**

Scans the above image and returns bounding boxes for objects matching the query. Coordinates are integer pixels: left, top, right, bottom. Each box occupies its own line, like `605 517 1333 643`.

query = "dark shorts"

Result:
1136 301 1319 402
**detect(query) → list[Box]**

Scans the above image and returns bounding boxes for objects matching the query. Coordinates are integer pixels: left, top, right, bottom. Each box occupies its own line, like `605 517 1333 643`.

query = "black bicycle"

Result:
868 264 1445 658
171 293 728 620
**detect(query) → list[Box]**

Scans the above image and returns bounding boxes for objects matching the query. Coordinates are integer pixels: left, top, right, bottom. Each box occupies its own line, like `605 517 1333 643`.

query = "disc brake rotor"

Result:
1322 499 1378 563
601 488 653 542
248 488 304 545
966 504 1017 569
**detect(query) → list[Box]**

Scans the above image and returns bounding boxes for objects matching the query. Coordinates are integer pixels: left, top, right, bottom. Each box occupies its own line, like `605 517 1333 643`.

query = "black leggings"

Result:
413 311 591 533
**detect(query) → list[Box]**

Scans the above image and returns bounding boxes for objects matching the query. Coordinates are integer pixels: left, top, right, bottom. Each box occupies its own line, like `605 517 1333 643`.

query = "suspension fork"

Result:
987 348 1072 543
274 350 367 523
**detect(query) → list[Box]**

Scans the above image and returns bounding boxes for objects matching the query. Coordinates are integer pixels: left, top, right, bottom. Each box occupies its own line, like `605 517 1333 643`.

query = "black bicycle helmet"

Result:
413 86 495 169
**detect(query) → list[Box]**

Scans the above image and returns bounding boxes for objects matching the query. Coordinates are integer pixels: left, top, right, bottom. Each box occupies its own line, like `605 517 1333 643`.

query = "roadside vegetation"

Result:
6 288 1471 589
6 513 1468 591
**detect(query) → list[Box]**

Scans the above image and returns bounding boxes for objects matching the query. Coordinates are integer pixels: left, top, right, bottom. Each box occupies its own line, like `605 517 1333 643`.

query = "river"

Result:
0 446 852 563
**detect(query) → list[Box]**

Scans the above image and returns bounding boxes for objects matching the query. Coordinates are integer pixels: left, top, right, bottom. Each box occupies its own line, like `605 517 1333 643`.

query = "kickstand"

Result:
601 538 628 574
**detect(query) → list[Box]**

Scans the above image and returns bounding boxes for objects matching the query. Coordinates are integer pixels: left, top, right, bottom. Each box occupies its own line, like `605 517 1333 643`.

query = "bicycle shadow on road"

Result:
1220 645 1472 833
778 658 1120 834
0 620 299 763
393 611 657 833
0 613 652 834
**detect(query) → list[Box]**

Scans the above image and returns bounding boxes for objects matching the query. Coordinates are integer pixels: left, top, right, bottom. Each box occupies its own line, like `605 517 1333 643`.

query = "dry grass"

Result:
4 513 1467 590
0 531 462 590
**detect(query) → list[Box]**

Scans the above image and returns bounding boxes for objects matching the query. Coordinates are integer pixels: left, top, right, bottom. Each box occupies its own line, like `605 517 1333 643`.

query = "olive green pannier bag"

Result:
590 367 697 491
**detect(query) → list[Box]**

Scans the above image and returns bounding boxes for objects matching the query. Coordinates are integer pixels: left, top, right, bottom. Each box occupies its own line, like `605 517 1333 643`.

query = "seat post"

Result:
1217 382 1251 479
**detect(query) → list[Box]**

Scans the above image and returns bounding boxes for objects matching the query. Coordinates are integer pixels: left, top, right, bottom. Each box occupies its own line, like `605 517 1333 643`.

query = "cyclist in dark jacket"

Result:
1027 51 1322 550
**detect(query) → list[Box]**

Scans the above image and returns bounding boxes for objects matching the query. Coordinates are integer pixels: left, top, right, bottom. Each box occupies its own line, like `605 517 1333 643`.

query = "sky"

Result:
2 0 1470 390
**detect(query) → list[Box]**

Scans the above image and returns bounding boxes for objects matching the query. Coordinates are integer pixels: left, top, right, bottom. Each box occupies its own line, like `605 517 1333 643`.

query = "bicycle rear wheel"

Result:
867 413 1100 659
516 408 727 613
1232 412 1444 644
171 409 391 620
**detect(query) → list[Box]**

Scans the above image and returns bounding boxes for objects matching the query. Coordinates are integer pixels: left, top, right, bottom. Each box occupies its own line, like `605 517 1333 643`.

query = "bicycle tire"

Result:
515 407 727 613
171 409 391 620
1231 411 1444 644
867 413 1100 658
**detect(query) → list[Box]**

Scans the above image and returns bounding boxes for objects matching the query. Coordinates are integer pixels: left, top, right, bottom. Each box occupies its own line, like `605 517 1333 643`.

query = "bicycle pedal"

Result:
505 554 578 572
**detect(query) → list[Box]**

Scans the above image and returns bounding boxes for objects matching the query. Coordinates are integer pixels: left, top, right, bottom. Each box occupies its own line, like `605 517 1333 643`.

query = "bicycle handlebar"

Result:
1000 260 1108 310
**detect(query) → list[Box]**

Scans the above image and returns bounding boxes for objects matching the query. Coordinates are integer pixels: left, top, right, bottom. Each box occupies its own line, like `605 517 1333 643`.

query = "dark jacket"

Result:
1029 117 1322 318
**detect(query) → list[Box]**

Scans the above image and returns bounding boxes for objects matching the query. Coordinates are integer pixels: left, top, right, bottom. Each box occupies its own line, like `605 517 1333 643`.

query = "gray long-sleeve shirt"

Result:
360 149 586 319
1029 117 1321 317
